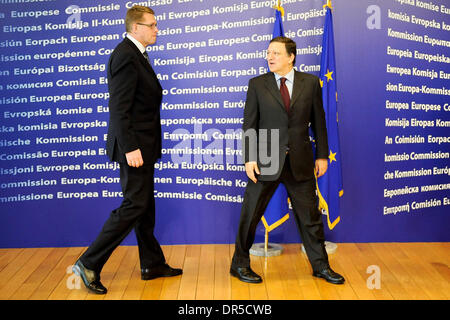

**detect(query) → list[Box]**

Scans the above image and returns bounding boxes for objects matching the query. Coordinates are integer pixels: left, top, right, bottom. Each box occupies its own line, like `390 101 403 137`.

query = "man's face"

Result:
267 41 294 75
133 13 158 47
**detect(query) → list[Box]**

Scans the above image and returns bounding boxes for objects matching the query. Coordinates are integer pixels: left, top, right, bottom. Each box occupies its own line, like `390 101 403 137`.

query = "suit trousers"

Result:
80 163 165 274
231 156 329 272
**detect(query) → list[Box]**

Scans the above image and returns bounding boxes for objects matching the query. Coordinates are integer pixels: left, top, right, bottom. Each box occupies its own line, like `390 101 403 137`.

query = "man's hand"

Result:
126 149 144 168
245 161 260 183
315 159 328 178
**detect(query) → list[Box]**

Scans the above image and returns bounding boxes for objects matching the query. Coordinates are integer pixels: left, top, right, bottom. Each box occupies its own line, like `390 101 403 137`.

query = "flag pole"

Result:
264 229 269 255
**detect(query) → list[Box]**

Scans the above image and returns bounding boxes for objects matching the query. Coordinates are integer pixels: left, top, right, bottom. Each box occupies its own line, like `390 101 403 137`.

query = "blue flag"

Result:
272 6 284 38
316 3 343 230
261 5 289 233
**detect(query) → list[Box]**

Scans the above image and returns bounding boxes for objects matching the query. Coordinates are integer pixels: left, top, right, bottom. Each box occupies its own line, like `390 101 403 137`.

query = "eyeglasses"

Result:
137 22 157 29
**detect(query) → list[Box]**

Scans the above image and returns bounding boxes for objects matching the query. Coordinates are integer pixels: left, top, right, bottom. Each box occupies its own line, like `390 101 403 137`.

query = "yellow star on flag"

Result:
325 69 334 82
329 150 337 163
273 0 285 16
323 0 333 10
319 79 324 88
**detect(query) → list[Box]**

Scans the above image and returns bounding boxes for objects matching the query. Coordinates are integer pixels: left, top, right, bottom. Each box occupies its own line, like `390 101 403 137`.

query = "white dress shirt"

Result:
126 33 146 55
274 68 295 99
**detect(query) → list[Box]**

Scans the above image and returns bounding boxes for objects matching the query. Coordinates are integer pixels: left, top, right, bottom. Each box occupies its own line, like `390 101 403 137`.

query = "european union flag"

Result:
316 1 343 230
272 5 284 38
261 3 290 235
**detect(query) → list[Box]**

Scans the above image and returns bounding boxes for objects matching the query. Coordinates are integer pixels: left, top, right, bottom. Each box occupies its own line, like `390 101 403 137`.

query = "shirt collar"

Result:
274 68 295 83
127 33 146 54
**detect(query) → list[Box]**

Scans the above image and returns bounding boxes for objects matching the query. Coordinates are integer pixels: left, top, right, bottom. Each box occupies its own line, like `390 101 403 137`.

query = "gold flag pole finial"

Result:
273 0 285 17
323 0 333 10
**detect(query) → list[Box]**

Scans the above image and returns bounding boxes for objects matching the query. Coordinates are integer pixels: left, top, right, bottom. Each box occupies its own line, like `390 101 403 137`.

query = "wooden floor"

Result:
0 243 448 300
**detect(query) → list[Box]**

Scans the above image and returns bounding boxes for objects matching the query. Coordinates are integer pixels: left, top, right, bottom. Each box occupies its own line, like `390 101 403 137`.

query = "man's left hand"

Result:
315 159 328 178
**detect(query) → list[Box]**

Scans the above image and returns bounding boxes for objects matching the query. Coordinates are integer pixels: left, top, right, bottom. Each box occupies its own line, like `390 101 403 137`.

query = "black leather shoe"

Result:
73 260 107 294
230 267 262 283
313 267 345 284
141 264 183 280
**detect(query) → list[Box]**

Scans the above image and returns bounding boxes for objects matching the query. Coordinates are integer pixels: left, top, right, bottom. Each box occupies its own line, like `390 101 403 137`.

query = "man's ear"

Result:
131 23 137 34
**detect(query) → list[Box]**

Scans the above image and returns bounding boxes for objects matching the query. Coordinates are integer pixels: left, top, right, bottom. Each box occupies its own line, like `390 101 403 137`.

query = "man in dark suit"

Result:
230 37 344 285
73 5 182 295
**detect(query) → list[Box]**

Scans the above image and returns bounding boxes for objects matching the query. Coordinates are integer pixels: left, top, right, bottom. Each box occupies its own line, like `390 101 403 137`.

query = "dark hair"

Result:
270 36 296 65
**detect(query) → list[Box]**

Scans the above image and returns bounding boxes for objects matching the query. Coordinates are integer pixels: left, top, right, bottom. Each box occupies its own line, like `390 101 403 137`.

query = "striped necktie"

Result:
143 51 151 66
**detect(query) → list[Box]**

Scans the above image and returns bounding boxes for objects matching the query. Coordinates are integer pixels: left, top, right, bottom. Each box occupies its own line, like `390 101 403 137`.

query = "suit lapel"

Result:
145 60 163 91
290 71 305 109
264 73 286 113
124 38 162 91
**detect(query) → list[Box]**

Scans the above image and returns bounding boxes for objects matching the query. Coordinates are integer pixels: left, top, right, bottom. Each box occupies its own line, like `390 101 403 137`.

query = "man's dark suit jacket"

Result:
243 71 328 181
106 37 162 165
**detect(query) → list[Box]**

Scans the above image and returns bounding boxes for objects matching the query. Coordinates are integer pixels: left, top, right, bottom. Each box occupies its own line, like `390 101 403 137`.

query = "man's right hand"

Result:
245 161 260 183
125 149 144 168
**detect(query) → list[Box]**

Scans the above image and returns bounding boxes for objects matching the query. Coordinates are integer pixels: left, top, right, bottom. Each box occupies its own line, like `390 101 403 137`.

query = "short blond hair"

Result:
125 5 154 32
